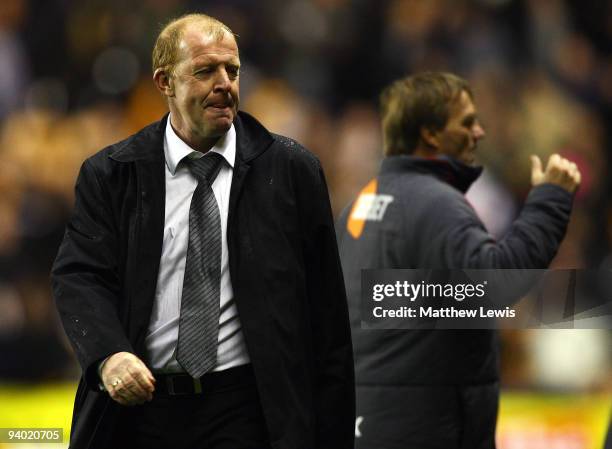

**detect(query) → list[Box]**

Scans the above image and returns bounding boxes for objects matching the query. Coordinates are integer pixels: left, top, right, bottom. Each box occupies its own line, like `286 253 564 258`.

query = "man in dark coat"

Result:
337 72 580 449
52 13 354 449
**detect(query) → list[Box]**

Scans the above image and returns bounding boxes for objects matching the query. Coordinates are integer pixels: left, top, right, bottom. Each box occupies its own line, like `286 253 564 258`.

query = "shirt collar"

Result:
164 114 236 175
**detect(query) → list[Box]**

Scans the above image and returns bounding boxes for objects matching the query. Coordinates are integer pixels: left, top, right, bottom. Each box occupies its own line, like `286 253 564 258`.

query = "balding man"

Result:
52 13 354 449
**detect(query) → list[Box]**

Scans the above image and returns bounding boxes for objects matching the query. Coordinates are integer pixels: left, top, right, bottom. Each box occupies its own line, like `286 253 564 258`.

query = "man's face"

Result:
168 27 240 147
433 90 485 165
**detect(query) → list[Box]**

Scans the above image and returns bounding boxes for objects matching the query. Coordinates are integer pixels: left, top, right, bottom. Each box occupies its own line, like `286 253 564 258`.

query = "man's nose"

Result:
213 68 232 92
473 123 485 140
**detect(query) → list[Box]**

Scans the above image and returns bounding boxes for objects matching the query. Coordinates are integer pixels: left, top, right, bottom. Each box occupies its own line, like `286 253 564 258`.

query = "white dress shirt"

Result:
144 116 250 373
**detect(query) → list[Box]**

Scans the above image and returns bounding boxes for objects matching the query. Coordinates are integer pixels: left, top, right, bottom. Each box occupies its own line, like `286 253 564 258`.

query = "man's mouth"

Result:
206 98 234 109
205 103 234 117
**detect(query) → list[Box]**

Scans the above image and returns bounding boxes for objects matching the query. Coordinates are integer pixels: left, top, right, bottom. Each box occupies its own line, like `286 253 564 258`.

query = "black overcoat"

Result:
52 112 355 449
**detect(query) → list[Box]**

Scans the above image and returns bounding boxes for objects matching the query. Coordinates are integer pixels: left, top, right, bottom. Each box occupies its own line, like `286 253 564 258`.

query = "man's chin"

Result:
206 114 234 135
462 151 477 166
212 119 233 135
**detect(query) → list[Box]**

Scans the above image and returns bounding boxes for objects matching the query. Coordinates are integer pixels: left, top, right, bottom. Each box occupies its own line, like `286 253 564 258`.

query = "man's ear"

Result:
153 68 174 97
419 126 439 149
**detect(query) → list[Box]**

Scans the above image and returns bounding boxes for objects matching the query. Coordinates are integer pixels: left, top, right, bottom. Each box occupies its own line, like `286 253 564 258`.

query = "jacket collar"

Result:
109 111 274 164
380 154 483 193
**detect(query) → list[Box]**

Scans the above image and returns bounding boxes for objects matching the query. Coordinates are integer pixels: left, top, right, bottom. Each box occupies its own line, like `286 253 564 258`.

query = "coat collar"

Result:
108 111 275 164
380 154 483 193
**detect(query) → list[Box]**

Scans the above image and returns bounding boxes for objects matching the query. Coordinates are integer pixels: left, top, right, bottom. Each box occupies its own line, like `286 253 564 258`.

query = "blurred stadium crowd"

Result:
0 0 610 395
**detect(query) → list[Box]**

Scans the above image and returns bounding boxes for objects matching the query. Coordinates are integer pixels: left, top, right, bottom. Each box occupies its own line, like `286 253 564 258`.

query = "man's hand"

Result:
101 352 156 406
531 154 581 193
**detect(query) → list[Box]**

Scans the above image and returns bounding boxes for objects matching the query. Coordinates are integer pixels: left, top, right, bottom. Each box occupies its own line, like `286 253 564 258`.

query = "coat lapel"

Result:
109 116 167 347
227 111 274 243
130 156 165 347
227 158 249 243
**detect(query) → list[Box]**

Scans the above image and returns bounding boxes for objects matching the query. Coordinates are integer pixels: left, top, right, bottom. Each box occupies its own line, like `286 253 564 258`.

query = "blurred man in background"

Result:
52 13 354 449
337 72 581 449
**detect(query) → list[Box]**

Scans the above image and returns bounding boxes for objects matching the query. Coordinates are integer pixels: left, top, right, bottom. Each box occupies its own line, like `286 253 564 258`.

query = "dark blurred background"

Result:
0 0 610 446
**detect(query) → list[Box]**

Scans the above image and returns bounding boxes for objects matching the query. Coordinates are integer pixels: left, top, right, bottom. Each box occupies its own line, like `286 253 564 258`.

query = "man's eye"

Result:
195 68 213 76
463 118 475 128
227 67 240 77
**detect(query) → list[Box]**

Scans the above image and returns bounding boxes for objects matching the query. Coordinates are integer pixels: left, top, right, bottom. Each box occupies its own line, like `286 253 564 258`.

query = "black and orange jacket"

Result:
337 155 574 385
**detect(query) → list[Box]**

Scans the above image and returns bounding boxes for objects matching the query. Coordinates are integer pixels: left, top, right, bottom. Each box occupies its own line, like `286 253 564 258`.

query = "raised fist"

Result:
530 154 581 193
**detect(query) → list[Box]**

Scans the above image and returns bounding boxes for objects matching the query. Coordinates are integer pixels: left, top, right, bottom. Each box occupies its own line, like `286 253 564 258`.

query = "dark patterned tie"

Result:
177 152 225 378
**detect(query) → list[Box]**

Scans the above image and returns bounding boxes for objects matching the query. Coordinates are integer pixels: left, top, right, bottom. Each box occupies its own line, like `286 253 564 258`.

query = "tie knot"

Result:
186 152 225 183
